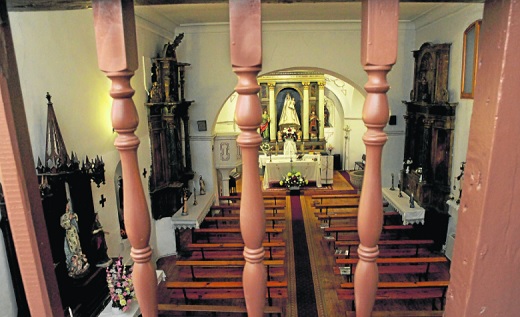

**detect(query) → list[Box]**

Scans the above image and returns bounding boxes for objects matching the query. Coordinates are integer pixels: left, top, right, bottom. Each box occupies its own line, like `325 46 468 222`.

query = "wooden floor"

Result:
156 171 450 316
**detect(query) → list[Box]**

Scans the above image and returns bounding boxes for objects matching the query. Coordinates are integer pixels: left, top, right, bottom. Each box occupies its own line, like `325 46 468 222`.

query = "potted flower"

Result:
279 171 308 190
106 256 135 313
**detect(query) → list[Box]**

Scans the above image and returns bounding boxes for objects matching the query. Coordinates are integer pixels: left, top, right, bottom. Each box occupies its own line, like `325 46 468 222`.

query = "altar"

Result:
263 159 321 189
382 187 425 225
259 153 321 167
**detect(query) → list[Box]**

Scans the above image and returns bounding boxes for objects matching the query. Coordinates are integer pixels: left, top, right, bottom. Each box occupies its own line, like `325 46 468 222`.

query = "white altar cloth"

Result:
171 193 215 230
382 187 425 225
283 139 297 156
263 160 321 189
259 153 321 167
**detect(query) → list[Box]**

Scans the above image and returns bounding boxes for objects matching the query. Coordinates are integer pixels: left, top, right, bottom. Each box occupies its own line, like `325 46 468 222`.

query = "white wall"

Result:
8 10 171 264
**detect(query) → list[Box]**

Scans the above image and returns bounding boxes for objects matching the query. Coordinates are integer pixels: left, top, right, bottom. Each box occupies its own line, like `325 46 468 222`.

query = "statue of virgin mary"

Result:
278 92 300 130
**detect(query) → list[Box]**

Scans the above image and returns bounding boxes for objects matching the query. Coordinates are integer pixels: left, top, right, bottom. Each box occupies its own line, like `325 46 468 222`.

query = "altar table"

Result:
263 160 321 189
382 187 425 225
259 153 321 167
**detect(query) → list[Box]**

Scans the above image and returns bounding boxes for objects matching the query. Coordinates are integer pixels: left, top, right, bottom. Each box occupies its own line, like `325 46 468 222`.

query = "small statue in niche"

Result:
60 200 90 278
260 109 270 140
91 212 112 268
418 74 431 102
324 104 332 127
149 82 162 103
309 111 319 140
199 176 206 195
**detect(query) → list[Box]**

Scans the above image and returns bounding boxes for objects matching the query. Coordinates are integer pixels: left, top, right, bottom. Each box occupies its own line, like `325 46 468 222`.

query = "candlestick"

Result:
390 173 395 190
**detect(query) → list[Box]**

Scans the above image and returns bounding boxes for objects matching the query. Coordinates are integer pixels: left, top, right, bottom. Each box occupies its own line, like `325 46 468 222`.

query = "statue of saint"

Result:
260 110 270 140
309 111 319 139
278 92 300 129
91 213 112 268
199 176 206 195
60 201 90 278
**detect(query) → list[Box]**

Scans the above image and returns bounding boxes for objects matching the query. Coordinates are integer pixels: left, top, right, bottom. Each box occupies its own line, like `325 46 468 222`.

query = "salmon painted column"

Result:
229 1 266 316
354 1 398 316
0 3 62 315
446 1 520 315
92 1 157 316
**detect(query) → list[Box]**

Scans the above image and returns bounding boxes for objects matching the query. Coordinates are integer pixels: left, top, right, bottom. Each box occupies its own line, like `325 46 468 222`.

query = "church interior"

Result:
2 1 520 316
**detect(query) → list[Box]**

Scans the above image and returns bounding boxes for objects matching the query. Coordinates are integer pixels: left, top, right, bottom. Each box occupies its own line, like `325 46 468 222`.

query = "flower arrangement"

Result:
260 142 272 154
327 144 334 154
282 127 297 141
106 256 135 312
279 171 308 188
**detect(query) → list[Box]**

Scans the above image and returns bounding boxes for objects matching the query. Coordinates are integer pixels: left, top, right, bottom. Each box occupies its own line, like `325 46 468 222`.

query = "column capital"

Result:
318 81 326 87
302 81 311 87
267 82 276 88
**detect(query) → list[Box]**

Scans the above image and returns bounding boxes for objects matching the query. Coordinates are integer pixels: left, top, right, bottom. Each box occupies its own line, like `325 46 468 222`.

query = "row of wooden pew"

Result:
308 192 450 316
159 192 288 316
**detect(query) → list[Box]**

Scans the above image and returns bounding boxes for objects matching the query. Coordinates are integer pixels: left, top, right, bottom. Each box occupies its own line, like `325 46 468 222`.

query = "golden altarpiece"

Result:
258 70 328 153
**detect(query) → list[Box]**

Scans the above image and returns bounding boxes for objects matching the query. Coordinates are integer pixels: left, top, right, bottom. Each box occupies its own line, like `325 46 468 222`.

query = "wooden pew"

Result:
210 204 285 216
346 310 444 316
192 227 283 243
318 211 400 227
334 239 435 257
311 193 361 203
158 303 283 316
166 280 288 306
219 194 286 205
203 215 285 229
335 256 448 282
324 224 413 242
314 202 360 214
186 241 285 260
313 200 389 215
337 280 449 311
175 259 284 280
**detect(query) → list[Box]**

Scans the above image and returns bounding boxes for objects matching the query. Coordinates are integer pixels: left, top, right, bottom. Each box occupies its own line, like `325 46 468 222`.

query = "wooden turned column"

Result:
354 1 398 316
92 1 157 316
229 1 266 316
0 3 62 315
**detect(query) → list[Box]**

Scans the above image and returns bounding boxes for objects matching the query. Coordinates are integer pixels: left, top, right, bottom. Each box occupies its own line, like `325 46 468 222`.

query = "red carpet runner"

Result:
290 193 318 315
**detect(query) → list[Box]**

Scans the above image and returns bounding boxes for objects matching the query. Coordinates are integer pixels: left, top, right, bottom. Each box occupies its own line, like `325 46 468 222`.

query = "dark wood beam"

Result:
6 0 485 12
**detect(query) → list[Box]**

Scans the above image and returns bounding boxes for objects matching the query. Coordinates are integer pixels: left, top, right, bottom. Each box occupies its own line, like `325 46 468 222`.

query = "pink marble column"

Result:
92 1 157 316
229 1 267 316
354 1 398 316
0 3 62 315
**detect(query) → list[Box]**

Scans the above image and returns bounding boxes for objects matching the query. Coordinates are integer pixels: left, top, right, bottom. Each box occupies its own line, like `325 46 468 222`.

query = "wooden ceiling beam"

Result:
7 0 484 12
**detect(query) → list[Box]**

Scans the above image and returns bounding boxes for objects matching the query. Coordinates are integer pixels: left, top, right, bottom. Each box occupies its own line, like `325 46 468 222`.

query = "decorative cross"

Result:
142 168 147 178
99 194 107 207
